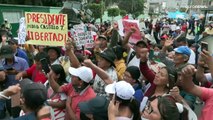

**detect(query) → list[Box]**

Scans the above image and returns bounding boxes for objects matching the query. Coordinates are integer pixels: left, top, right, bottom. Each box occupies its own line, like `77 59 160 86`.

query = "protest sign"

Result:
25 12 68 46
18 17 27 45
72 24 94 49
118 19 142 44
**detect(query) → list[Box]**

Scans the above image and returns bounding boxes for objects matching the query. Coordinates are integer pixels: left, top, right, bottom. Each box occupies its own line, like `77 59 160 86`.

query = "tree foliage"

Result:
120 10 127 17
107 7 120 17
87 3 103 19
0 0 62 6
118 0 144 17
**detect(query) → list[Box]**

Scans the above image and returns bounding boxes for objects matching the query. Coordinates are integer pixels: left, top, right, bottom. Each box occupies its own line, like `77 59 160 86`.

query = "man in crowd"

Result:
48 66 96 120
8 39 29 64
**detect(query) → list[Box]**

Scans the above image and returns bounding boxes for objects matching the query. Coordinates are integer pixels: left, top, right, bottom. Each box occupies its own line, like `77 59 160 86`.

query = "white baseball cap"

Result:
175 26 180 30
68 66 93 83
105 81 135 100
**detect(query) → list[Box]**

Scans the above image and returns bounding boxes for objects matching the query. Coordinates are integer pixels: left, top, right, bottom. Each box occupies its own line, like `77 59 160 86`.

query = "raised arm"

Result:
179 65 202 98
121 27 136 53
139 48 155 83
48 71 63 93
201 50 213 80
65 39 81 68
83 59 113 85
109 23 119 48
15 71 28 80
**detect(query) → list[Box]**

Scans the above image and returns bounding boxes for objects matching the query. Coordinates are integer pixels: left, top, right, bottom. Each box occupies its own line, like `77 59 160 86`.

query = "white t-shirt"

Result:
205 73 213 83
170 24 177 31
126 48 140 67
188 49 195 64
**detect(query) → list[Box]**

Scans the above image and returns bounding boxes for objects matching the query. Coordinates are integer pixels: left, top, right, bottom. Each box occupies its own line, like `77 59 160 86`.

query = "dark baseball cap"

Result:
0 45 14 59
98 35 108 41
8 38 18 45
20 79 47 107
79 96 109 114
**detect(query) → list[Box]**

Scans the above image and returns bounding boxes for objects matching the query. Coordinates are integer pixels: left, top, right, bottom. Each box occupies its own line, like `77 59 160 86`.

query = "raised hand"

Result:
130 26 137 33
164 37 174 47
181 65 197 78
200 50 213 66
83 59 94 68
65 38 75 51
3 84 21 97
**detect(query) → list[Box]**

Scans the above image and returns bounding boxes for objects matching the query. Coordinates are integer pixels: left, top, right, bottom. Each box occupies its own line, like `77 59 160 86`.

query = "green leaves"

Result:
107 8 120 17
87 3 103 19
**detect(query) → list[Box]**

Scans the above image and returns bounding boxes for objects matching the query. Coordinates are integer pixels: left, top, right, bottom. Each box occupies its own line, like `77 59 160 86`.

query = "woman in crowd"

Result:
46 64 67 120
107 81 140 120
140 48 177 98
141 95 189 120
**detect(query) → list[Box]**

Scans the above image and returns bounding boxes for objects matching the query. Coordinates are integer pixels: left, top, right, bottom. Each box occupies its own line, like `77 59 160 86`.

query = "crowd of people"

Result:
0 15 213 120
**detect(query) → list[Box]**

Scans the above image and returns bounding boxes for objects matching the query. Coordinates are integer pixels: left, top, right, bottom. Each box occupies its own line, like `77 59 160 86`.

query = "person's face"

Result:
71 75 81 87
99 39 107 48
38 46 45 52
48 49 58 61
1 35 7 42
160 39 165 46
97 57 110 69
154 46 160 52
142 99 161 120
9 42 17 52
50 70 59 80
135 45 148 58
35 61 42 70
167 51 175 61
123 71 134 85
153 68 168 86
0 71 6 81
173 53 186 65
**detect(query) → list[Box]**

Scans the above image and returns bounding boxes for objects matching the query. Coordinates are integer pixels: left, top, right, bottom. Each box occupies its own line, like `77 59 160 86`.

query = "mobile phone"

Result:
6 68 14 71
201 42 208 51
11 91 20 107
40 58 50 74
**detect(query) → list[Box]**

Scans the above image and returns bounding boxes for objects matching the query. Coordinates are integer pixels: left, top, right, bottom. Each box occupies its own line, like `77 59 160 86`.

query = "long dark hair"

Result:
158 95 188 120
115 95 140 120
51 64 67 86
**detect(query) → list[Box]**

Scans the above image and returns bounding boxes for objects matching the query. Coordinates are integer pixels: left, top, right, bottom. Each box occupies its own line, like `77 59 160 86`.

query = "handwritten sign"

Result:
25 12 68 46
72 24 94 49
18 17 27 45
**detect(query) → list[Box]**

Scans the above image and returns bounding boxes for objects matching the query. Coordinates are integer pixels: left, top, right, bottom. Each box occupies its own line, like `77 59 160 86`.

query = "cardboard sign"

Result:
118 19 142 44
72 24 94 49
25 12 68 46
18 17 27 45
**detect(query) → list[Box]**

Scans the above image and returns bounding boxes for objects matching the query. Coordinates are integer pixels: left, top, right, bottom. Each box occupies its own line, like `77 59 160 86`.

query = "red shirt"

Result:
140 61 156 97
61 83 96 120
26 64 47 84
181 24 187 32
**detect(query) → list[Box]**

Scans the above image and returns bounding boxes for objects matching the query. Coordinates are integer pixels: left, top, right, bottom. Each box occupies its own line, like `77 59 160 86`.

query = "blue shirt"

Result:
14 112 36 120
15 48 29 64
2 56 29 88
133 84 143 103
